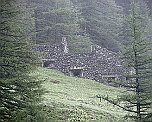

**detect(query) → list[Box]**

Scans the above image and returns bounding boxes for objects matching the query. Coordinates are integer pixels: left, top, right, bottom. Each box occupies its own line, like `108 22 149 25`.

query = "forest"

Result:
0 0 152 122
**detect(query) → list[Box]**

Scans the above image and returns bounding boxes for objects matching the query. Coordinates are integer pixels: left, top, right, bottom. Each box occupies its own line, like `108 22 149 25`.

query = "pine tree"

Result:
0 0 46 121
72 0 124 52
100 0 152 121
30 0 92 53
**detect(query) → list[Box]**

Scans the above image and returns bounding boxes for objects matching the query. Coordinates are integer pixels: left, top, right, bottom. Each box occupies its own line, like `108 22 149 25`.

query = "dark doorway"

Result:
42 59 55 68
70 67 83 77
102 75 117 82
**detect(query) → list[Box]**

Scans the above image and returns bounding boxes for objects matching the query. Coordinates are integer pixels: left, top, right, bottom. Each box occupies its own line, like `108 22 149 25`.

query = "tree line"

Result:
26 0 124 52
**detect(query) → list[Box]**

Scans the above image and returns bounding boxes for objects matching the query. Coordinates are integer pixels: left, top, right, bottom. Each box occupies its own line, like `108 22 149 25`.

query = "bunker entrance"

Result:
102 75 118 82
42 59 55 68
70 67 83 77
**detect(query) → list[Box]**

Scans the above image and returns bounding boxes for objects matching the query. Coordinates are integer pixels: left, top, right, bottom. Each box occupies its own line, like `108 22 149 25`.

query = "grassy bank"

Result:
32 68 132 122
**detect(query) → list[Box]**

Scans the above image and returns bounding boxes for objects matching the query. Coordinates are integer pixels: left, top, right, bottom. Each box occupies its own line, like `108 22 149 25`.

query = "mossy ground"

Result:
32 68 133 122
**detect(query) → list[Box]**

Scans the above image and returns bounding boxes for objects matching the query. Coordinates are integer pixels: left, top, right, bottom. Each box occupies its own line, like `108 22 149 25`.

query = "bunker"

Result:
70 67 84 77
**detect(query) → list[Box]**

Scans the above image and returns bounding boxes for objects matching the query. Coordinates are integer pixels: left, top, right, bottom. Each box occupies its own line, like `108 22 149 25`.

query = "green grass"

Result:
33 67 133 122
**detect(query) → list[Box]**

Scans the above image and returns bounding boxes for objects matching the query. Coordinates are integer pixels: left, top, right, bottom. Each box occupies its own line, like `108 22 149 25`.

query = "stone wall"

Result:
35 43 125 83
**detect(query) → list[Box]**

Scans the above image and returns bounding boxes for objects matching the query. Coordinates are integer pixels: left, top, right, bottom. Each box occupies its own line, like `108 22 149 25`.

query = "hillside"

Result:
32 68 133 122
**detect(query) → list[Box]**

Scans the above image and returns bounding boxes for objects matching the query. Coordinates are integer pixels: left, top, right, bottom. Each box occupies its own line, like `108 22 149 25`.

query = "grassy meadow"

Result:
32 68 133 122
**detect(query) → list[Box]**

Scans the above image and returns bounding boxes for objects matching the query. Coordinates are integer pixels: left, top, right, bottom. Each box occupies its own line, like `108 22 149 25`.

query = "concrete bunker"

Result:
102 75 118 82
70 67 83 77
42 59 56 68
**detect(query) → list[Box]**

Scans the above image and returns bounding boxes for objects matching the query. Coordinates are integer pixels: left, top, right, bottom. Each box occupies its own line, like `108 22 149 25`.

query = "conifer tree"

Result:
72 0 124 52
100 0 152 121
0 0 46 121
31 0 92 53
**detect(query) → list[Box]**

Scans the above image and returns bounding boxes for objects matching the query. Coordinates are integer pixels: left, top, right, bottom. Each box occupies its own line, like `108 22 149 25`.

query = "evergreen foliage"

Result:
101 0 152 121
0 0 46 121
72 0 124 52
0 0 151 121
31 0 92 53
